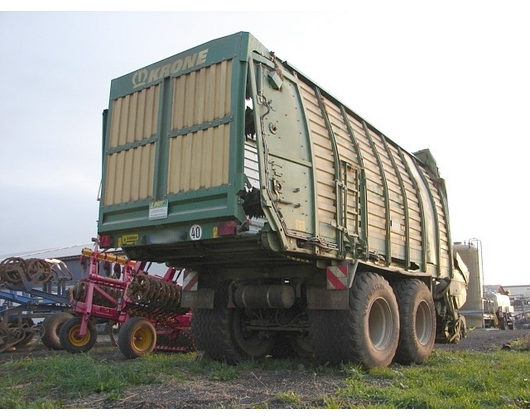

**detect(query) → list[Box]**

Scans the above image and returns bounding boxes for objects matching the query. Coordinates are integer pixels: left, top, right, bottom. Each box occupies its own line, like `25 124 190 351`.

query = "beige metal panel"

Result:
302 78 398 252
366 127 408 260
422 170 451 273
338 118 379 192
298 83 336 236
390 150 424 263
325 95 427 265
373 146 423 265
297 71 450 270
366 197 387 235
244 136 260 189
104 144 155 205
408 215 424 264
167 125 229 194
324 103 359 166
109 86 159 148
166 61 232 195
402 152 438 265
343 164 360 235
104 153 118 205
344 118 388 251
105 86 159 206
171 60 232 131
321 100 362 237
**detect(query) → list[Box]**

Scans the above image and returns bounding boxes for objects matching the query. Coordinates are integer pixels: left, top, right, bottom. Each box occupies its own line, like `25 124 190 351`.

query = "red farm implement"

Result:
60 244 194 358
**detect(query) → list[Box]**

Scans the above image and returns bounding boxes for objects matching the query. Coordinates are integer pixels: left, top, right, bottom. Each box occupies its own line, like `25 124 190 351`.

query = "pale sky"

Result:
1 3 529 285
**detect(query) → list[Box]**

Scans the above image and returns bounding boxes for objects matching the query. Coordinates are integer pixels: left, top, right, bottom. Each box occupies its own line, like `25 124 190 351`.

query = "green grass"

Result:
1 346 529 409
334 350 530 408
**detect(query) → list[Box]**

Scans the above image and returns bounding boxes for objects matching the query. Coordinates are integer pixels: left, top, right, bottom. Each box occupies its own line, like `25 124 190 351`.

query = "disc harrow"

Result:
61 242 194 358
127 273 186 313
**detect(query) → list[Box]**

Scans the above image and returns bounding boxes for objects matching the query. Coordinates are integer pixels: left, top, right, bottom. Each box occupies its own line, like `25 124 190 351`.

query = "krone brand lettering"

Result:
132 49 209 89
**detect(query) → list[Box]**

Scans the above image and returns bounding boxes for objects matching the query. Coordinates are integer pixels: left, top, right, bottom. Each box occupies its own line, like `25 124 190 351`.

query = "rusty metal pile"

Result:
0 257 53 287
0 319 34 353
0 256 71 353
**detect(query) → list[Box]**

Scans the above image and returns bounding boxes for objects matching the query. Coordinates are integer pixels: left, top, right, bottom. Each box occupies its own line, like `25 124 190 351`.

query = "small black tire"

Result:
41 312 74 350
118 317 157 359
59 317 97 353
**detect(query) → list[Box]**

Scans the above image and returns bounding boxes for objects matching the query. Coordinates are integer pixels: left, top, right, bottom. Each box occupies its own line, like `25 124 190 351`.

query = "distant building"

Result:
501 284 530 300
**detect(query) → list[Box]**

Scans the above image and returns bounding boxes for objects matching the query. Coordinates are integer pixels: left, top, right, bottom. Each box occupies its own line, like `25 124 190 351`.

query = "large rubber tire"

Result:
41 312 74 350
59 317 97 353
118 317 157 359
392 279 436 365
191 280 275 364
308 272 399 369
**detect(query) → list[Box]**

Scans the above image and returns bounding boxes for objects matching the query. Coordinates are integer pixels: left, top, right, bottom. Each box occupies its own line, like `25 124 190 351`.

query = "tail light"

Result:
216 221 237 236
98 235 113 248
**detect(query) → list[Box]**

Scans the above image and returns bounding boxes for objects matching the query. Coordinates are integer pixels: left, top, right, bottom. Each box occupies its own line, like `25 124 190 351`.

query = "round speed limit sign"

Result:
189 224 202 240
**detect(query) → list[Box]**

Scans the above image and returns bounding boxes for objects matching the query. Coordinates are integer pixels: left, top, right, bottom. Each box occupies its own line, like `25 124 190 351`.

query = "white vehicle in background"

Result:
484 292 514 330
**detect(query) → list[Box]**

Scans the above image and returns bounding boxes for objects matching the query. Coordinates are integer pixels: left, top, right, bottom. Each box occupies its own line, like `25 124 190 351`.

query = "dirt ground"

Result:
434 326 530 352
1 327 529 409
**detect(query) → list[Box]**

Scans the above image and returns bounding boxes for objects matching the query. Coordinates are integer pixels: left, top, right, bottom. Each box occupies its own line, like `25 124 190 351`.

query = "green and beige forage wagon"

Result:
97 32 469 369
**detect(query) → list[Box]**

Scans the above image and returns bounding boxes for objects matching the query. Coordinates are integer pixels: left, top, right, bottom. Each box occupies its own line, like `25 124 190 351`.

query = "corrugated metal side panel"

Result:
323 100 360 236
109 85 159 148
171 60 232 130
244 136 259 189
390 147 423 264
298 79 403 249
167 125 230 193
402 152 437 265
323 98 426 267
298 83 336 239
345 116 387 250
297 75 436 269
105 144 156 204
104 85 160 205
167 61 232 193
423 168 451 272
326 97 412 261
366 126 407 258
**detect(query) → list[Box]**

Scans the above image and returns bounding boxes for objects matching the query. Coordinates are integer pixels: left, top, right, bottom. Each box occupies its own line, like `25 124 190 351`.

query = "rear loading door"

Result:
249 54 317 252
99 36 248 247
